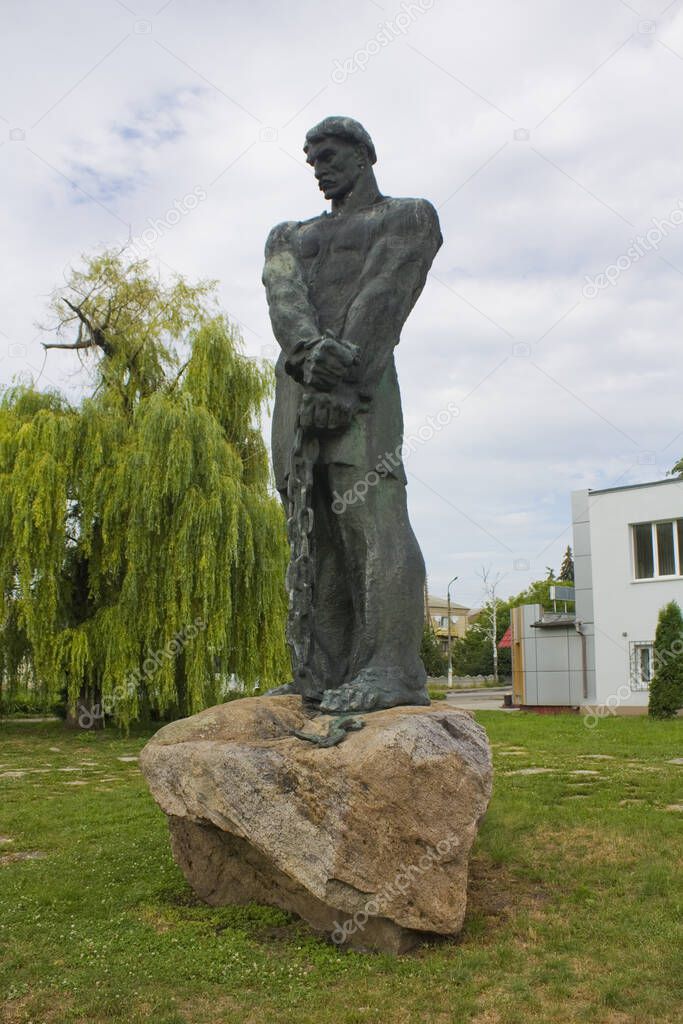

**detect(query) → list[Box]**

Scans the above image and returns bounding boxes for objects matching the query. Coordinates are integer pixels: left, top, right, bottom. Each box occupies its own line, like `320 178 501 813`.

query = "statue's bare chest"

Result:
295 210 378 274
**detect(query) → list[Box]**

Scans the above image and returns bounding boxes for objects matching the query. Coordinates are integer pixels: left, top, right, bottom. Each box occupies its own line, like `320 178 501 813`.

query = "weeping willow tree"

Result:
0 250 289 728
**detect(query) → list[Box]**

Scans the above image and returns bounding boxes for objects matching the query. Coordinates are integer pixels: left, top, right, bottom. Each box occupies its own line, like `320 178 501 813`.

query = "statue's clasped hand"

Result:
302 335 360 391
299 385 359 431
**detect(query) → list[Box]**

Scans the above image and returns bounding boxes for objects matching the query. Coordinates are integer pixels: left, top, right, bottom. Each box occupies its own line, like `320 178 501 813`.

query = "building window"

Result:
630 642 654 691
632 519 683 579
656 522 676 575
634 523 654 578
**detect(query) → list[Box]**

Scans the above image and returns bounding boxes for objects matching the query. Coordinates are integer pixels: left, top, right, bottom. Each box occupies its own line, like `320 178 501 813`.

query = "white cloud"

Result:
1 0 682 610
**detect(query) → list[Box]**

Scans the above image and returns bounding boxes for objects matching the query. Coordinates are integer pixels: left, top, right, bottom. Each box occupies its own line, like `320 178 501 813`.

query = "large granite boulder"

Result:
139 696 492 953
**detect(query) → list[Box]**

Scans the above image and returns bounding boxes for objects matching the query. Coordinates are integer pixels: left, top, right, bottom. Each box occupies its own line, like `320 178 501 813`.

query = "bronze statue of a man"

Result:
263 116 442 713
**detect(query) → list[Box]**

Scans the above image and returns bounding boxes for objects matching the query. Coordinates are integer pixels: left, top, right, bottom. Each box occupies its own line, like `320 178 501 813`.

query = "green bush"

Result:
0 688 60 717
648 600 683 719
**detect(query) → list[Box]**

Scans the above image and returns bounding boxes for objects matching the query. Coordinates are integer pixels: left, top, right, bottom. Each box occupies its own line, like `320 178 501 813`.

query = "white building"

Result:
573 477 683 711
511 478 683 711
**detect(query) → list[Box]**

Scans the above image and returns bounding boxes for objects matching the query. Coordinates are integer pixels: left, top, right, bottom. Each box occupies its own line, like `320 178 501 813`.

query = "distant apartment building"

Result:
426 594 471 653
511 478 683 712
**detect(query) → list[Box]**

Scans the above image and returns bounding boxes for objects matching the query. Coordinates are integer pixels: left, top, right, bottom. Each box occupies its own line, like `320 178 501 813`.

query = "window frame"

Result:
629 641 654 691
631 518 682 581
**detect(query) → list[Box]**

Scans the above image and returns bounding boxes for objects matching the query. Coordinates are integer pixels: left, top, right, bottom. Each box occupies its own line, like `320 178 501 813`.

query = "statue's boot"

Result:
265 666 326 703
319 665 430 713
264 682 299 696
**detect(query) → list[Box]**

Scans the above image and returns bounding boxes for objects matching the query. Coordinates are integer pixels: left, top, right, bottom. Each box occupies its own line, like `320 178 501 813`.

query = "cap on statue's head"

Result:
304 116 377 165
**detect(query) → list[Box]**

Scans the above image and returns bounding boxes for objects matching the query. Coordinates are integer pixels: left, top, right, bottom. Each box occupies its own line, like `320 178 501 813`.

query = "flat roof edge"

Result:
584 477 683 496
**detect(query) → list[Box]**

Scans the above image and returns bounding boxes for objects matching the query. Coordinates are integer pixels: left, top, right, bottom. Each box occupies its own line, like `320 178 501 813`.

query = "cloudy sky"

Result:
2 0 683 609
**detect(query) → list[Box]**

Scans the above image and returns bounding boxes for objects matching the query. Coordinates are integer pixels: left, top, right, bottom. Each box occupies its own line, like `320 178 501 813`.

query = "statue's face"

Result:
306 136 363 201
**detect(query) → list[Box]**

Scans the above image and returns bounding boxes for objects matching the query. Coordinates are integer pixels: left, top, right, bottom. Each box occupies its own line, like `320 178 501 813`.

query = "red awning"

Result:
498 626 512 649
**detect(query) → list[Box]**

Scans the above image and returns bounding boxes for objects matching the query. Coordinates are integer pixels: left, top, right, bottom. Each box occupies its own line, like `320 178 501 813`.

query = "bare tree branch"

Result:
41 339 98 352
53 297 114 356
167 356 191 393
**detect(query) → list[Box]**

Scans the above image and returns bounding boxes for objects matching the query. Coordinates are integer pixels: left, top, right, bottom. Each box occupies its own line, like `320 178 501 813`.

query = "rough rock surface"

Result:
139 696 492 952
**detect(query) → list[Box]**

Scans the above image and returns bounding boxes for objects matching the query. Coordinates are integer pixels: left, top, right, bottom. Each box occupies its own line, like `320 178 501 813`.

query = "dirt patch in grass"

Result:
0 850 46 866
529 826 639 867
175 994 254 1024
1 996 33 1024
466 855 551 928
1 993 74 1024
138 905 175 934
154 884 203 908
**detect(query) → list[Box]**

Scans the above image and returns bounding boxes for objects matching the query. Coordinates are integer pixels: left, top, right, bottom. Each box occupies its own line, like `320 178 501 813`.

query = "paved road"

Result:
442 686 515 711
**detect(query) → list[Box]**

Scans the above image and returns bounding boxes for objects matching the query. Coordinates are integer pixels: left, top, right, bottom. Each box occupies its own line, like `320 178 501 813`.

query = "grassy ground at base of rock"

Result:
0 712 681 1024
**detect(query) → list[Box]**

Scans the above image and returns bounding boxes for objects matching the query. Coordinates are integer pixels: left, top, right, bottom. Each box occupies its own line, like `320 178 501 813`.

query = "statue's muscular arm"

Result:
299 200 441 430
263 222 359 392
341 198 442 402
263 203 441 431
262 221 320 380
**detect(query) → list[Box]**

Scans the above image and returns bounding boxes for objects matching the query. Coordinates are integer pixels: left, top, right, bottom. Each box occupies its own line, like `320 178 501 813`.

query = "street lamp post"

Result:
447 575 458 688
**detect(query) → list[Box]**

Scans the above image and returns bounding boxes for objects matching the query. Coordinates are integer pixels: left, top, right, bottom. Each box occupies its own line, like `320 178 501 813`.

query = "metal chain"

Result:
291 715 365 748
285 418 320 695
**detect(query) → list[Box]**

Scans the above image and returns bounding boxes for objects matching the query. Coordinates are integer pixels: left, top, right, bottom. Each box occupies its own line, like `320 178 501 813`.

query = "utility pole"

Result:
447 575 458 687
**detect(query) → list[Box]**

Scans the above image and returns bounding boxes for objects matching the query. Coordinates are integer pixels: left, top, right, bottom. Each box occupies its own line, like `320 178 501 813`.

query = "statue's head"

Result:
304 116 377 202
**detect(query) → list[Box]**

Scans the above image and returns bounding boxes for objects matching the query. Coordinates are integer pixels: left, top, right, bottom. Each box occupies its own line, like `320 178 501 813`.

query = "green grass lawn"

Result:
1 712 681 1024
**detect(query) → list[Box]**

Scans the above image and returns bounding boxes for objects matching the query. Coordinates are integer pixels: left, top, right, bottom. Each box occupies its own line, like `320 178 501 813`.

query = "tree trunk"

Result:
65 685 104 730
